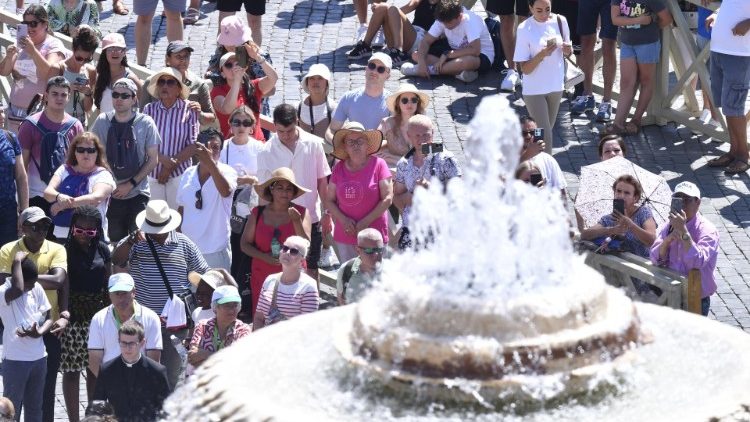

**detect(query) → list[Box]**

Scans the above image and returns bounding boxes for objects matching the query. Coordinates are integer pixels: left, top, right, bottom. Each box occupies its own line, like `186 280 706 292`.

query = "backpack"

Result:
26 114 77 184
485 17 507 72
105 112 142 181
52 165 103 228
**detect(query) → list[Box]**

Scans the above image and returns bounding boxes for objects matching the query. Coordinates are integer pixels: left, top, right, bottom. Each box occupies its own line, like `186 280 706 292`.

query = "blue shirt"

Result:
0 130 21 208
697 6 712 40
332 87 390 130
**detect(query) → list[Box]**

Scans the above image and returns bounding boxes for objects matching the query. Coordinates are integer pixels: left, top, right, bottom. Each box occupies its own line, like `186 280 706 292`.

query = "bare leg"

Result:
387 5 416 52
85 368 96 402
499 14 516 69
579 34 596 96
727 116 749 160
247 13 262 46
601 39 617 102
631 62 657 124
354 0 367 24
15 0 23 12
63 372 80 422
217 11 235 34
613 58 638 128
135 14 153 66
437 56 481 75
363 3 389 45
190 0 200 9
164 9 184 43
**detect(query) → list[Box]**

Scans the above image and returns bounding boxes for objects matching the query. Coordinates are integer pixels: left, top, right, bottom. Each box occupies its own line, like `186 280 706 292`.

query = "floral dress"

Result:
47 0 102 39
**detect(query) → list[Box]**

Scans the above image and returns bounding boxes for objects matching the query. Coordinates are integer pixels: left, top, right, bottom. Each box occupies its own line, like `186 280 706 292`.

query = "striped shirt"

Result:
256 273 319 318
143 99 199 179
121 231 209 314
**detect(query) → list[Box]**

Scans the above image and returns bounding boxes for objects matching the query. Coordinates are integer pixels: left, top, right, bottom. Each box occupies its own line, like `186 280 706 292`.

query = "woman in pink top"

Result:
325 122 393 262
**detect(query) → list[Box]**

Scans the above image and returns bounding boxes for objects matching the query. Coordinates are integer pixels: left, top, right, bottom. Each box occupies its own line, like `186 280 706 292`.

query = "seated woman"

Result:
47 25 98 126
240 168 311 316
93 33 142 115
188 285 252 368
46 0 102 39
298 64 337 140
252 236 319 330
377 83 429 169
580 174 656 257
599 134 627 161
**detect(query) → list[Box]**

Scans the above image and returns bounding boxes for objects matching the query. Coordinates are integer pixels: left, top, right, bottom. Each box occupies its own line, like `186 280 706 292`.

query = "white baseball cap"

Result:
108 273 135 292
674 181 700 199
211 285 241 305
368 52 392 70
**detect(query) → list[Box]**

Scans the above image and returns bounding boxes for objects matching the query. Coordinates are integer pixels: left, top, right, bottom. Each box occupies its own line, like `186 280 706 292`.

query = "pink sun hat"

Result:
217 15 253 47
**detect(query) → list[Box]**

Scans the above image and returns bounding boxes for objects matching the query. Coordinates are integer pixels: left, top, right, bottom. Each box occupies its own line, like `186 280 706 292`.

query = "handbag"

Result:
265 277 287 326
146 236 195 329
557 16 585 90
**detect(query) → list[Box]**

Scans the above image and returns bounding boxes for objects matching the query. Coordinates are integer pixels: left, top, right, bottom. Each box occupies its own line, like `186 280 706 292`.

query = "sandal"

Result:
724 159 750 175
623 120 641 136
707 153 734 168
183 7 200 25
112 0 129 15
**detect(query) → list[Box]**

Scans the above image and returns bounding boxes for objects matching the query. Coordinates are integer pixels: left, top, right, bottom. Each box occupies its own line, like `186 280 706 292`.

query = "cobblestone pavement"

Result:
1 0 749 419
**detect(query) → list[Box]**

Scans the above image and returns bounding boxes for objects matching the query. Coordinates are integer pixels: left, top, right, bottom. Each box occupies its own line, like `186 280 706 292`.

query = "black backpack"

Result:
26 114 77 184
105 112 142 181
485 17 507 72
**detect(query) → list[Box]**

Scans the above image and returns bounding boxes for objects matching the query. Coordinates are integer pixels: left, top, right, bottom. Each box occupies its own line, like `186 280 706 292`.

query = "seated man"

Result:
336 228 385 305
401 0 495 83
518 116 567 203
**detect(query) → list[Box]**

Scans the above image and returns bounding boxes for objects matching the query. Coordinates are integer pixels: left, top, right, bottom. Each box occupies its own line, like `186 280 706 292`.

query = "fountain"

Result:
163 96 750 421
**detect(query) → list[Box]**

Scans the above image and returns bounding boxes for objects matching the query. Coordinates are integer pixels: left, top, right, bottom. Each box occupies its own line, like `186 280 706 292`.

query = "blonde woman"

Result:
377 83 429 168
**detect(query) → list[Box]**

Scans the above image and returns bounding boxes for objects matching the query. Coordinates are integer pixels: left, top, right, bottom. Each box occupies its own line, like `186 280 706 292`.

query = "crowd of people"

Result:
0 0 746 420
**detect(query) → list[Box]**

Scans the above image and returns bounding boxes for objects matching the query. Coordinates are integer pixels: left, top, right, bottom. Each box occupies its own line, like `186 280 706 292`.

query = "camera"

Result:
533 128 544 143
421 143 444 155
236 44 250 68
529 173 543 186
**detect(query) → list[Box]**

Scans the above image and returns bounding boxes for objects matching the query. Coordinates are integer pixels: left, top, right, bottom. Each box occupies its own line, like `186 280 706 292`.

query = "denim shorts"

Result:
620 40 661 64
710 52 750 117
577 0 618 40
134 0 186 15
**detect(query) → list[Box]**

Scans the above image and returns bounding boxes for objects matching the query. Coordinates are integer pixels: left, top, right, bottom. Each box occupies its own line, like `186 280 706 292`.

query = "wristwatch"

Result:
681 232 691 242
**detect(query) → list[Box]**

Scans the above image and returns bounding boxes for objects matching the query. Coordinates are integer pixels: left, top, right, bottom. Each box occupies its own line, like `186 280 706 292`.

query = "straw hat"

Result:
301 63 332 94
386 83 430 113
254 167 311 203
135 200 182 234
332 121 383 161
188 270 225 289
147 67 190 100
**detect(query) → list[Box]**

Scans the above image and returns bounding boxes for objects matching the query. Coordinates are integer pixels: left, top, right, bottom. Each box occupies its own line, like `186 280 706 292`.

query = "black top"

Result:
413 0 437 31
67 240 110 322
92 355 171 422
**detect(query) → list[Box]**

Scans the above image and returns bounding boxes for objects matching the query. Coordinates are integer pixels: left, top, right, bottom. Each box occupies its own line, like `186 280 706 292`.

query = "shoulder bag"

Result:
557 15 585 90
146 236 196 329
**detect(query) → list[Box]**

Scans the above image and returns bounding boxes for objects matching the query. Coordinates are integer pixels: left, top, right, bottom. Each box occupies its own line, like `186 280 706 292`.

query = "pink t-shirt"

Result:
330 156 391 245
12 36 67 109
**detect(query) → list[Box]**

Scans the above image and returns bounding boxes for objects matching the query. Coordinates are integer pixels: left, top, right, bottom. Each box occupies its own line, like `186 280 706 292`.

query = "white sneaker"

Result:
318 247 340 268
400 62 418 76
372 29 385 48
355 24 367 43
456 70 478 83
698 108 711 124
500 69 519 92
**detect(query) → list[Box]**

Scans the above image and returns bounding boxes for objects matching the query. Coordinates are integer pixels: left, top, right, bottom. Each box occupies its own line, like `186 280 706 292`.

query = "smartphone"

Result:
546 37 556 47
529 173 543 186
75 76 89 85
533 128 544 143
613 198 625 215
16 23 27 46
236 44 250 68
671 197 684 214
421 143 444 155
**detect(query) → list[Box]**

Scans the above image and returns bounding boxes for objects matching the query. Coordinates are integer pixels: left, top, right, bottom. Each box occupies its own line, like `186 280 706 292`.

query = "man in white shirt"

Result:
258 104 331 281
87 273 162 380
518 116 567 204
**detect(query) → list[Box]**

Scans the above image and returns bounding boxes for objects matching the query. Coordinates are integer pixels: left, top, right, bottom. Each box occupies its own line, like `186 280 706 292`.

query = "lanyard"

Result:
112 304 138 330
212 323 229 351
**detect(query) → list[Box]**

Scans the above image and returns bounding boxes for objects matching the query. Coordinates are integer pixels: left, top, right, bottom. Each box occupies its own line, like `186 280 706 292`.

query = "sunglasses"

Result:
521 130 535 136
195 189 203 210
361 246 384 255
223 61 238 69
400 97 419 105
157 78 179 87
281 245 301 256
21 20 41 28
231 119 254 127
75 146 97 154
367 62 387 74
111 92 134 100
74 54 93 63
106 47 126 54
73 226 97 237
23 222 50 233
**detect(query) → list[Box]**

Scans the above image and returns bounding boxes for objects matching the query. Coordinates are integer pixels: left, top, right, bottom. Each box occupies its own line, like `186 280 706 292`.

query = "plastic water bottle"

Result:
170 335 188 383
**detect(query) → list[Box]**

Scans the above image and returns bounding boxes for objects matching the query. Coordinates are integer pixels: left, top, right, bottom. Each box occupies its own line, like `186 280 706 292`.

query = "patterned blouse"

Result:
190 317 252 353
598 205 655 257
47 0 102 39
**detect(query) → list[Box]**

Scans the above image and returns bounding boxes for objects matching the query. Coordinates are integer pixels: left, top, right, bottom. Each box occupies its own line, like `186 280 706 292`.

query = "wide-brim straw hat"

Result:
135 200 182 234
147 67 190 100
332 121 383 161
254 167 311 203
386 83 430 113
301 63 332 94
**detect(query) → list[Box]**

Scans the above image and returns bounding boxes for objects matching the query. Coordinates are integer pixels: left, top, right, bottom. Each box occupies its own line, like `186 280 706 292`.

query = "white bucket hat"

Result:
135 200 182 234
301 63 332 94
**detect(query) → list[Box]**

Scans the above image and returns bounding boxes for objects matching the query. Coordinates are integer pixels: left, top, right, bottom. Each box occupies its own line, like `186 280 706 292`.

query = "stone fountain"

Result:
162 96 750 421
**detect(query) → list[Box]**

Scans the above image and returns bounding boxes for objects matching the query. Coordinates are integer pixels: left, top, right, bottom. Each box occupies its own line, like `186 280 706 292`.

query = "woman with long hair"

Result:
47 25 98 126
43 132 116 240
60 205 110 422
377 83 429 168
93 33 142 114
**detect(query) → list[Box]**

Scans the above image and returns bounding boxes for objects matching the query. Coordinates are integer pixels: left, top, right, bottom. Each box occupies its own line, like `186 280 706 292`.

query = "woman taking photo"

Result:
47 26 98 126
377 83 430 168
240 167 311 316
43 132 116 241
581 174 656 257
46 0 102 39
60 206 110 422
514 0 572 153
253 236 319 330
93 33 142 114
326 122 392 262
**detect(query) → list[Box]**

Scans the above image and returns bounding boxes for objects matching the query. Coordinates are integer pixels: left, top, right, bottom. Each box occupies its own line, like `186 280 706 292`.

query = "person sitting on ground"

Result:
298 64 338 140
377 83 430 168
518 115 567 202
188 285 251 368
91 320 170 421
650 182 719 316
47 0 102 39
346 0 439 67
401 0 495 83
188 269 238 324
0 254 53 422
393 115 461 249
93 33 143 115
252 236 319 330
336 228 385 305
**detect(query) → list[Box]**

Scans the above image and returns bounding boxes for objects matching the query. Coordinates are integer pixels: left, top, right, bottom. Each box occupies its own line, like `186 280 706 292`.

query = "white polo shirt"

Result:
88 302 163 364
0 280 51 361
257 129 331 223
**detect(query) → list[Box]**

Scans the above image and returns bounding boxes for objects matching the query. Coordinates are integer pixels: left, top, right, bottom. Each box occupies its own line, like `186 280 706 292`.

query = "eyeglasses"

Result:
521 130 535 137
231 119 254 127
345 138 367 147
21 20 41 28
223 61 237 69
367 62 387 74
74 54 93 63
111 92 134 100
195 189 203 210
75 146 97 154
281 245 301 256
400 97 419 105
73 226 98 237
23 222 50 233
119 341 139 349
361 247 384 255
157 78 179 87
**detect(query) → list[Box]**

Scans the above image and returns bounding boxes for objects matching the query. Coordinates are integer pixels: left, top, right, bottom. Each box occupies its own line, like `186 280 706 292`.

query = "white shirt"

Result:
710 0 750 57
191 307 215 325
87 303 163 364
220 138 263 178
531 152 567 191
0 280 51 361
514 14 569 96
176 162 238 254
428 7 495 64
52 166 116 239
257 129 332 223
